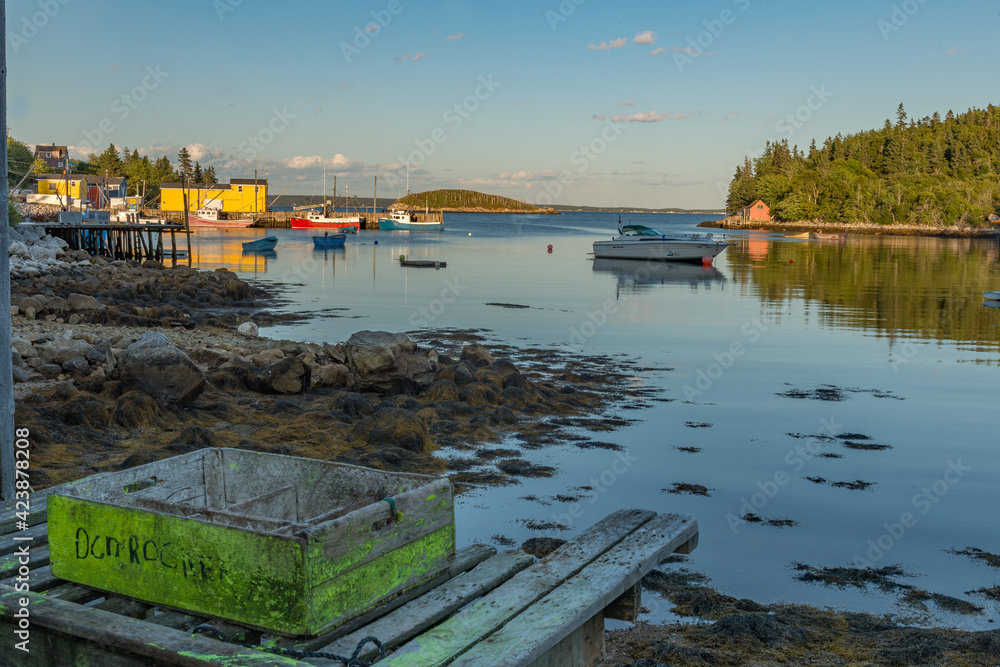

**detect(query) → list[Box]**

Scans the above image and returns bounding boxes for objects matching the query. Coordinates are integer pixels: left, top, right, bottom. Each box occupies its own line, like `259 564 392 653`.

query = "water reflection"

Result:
727 234 1000 348
592 258 727 294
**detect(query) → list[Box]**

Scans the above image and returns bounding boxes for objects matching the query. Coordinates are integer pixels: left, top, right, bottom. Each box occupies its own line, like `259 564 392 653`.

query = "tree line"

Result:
6 140 220 206
726 103 1000 226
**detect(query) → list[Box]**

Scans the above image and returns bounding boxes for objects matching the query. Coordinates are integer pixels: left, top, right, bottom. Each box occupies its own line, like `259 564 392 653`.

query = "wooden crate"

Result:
46 448 455 636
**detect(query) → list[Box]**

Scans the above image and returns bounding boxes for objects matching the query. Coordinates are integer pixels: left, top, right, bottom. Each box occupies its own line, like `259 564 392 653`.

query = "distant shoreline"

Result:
699 218 1000 238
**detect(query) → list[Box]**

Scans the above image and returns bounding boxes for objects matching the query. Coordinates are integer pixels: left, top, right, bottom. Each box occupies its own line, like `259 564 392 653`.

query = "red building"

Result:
738 199 770 222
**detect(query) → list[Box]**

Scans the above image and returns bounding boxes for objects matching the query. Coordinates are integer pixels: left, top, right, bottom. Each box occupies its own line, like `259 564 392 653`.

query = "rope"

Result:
191 625 386 666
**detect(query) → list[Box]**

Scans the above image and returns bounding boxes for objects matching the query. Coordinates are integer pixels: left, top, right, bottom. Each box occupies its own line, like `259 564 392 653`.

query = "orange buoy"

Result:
701 255 712 265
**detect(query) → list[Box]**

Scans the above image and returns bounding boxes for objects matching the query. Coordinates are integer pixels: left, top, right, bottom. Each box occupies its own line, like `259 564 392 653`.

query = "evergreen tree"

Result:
93 143 125 176
177 147 193 178
203 165 217 185
192 162 203 183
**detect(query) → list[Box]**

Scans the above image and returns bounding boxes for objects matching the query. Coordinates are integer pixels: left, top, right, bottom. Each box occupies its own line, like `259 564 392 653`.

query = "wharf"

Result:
40 223 189 262
0 485 696 666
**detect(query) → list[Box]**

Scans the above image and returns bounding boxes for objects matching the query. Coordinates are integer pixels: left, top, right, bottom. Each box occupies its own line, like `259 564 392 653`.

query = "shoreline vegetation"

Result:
9 228 1000 664
724 103 1000 230
699 217 1000 237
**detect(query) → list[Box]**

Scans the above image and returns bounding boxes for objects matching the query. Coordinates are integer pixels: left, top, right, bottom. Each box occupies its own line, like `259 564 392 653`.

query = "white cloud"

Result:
593 111 672 123
446 33 465 41
588 37 628 51
633 31 657 45
944 47 957 55
412 51 430 62
395 53 412 61
647 47 665 56
185 142 226 162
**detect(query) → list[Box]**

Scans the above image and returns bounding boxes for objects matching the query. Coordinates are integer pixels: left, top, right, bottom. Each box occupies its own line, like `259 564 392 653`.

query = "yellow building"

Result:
36 174 88 199
160 179 268 214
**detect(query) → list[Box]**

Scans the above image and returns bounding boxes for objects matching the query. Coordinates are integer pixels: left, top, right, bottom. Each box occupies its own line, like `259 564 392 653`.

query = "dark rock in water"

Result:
489 406 518 425
460 343 495 368
170 426 218 449
351 407 435 453
114 390 164 429
500 386 533 408
424 379 460 403
332 393 375 421
522 537 567 559
257 357 311 394
706 613 806 645
489 359 520 377
460 383 498 407
502 372 531 391
118 332 206 407
224 280 254 301
453 364 475 387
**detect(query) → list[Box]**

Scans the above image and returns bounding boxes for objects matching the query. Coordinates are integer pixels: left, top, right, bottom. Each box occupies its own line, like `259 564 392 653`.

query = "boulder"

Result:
224 280 254 301
237 321 259 338
460 382 498 407
350 408 435 453
118 332 206 407
460 344 495 368
424 379 460 403
61 356 91 375
189 347 235 367
67 293 103 311
344 331 436 392
251 348 285 367
332 392 375 420
256 357 311 394
12 366 30 383
315 363 355 388
9 241 29 258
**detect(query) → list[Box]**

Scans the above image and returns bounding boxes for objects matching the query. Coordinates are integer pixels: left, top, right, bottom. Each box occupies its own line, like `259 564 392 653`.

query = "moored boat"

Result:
399 254 446 268
242 236 278 251
984 291 1000 301
592 222 730 262
290 212 360 232
378 210 444 231
814 232 847 240
785 232 813 239
187 208 254 228
312 233 347 249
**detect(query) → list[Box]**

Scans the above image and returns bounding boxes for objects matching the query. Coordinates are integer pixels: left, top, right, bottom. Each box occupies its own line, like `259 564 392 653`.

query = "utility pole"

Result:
0 0 14 501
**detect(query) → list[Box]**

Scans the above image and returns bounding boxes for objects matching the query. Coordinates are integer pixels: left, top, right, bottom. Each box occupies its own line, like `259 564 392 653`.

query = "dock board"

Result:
1 487 696 666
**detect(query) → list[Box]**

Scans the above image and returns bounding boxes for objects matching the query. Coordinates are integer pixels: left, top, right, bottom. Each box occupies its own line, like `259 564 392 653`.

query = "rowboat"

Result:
984 291 1000 301
814 232 847 240
399 254 446 268
378 210 444 231
592 222 730 262
313 233 347 249
785 232 812 239
241 236 278 251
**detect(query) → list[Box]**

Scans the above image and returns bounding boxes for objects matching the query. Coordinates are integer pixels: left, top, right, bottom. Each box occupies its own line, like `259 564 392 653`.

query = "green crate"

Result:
47 448 455 636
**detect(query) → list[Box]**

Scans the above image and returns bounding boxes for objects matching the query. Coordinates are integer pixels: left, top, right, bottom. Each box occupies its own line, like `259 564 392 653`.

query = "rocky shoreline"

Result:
699 218 1000 238
9 227 1000 665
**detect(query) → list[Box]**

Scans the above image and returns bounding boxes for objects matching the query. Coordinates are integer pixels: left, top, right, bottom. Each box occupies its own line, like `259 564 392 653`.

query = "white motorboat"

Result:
984 291 1000 301
592 223 730 262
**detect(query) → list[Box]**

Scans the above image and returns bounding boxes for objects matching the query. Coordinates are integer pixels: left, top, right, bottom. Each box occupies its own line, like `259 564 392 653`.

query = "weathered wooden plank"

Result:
225 485 298 522
0 521 49 556
0 585 310 666
0 544 49 579
145 608 206 631
0 491 52 533
94 594 154 618
526 612 604 667
381 508 657 665
0 564 63 592
605 583 641 622
42 582 104 605
450 513 698 666
309 550 536 665
277 543 495 653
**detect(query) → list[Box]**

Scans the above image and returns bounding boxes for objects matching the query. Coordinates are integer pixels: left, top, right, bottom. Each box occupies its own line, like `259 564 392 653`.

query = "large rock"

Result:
39 339 93 366
344 331 436 392
118 332 206 407
461 344 495 368
68 293 104 311
256 357 311 394
314 363 355 388
350 408 435 452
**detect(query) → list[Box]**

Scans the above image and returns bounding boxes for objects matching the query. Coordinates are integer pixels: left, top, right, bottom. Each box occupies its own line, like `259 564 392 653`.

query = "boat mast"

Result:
323 165 327 217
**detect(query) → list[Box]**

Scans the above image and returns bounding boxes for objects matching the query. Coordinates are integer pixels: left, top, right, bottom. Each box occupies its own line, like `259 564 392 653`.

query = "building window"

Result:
237 185 243 193
757 205 763 210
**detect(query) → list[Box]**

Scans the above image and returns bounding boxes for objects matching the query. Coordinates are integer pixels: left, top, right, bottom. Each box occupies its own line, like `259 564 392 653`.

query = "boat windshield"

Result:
621 225 662 237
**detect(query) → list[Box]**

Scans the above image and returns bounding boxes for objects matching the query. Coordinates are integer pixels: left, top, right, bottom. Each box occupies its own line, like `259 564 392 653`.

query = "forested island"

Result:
725 104 1000 227
392 189 558 214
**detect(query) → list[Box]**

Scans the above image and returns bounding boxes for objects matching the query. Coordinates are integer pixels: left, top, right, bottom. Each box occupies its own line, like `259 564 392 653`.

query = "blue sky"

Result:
7 0 998 208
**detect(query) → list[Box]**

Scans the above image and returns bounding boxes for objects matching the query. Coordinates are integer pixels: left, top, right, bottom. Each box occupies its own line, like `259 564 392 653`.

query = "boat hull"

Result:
312 234 347 249
242 237 278 251
378 218 444 231
290 216 360 231
592 239 729 262
187 217 254 228
984 291 1000 301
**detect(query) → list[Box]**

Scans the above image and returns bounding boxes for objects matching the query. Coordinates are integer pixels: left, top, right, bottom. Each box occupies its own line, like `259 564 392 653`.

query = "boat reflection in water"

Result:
592 257 726 294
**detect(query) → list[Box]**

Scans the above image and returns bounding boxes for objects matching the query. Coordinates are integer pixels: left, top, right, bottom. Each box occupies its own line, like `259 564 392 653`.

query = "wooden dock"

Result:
1 484 697 666
41 223 189 263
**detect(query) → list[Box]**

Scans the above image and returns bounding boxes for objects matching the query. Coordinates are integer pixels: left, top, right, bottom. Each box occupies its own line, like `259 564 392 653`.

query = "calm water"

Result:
186 213 1000 628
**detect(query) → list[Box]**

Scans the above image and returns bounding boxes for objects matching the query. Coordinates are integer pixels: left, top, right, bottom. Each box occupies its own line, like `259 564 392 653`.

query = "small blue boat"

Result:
313 233 347 249
242 236 278 252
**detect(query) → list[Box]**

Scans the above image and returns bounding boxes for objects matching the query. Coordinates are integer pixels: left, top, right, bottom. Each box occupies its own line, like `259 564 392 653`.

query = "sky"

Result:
6 0 999 209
